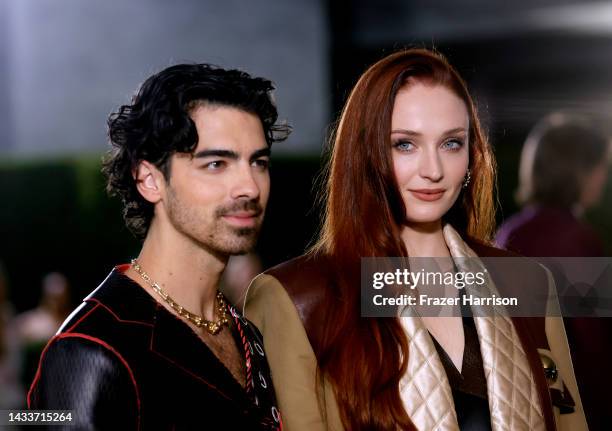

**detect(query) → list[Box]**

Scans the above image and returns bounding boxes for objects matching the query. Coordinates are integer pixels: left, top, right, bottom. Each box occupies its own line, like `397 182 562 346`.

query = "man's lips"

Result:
409 188 446 202
221 211 261 226
224 211 260 218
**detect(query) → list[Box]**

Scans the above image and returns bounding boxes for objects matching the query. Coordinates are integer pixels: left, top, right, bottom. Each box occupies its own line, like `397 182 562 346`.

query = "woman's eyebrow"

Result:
391 127 467 136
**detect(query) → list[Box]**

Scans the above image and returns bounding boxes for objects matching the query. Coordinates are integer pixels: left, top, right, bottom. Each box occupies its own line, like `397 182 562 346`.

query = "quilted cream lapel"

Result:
398 225 546 431
445 224 546 431
399 314 460 430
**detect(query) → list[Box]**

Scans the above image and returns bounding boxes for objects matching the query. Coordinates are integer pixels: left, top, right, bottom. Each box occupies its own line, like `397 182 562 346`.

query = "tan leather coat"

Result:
244 226 587 430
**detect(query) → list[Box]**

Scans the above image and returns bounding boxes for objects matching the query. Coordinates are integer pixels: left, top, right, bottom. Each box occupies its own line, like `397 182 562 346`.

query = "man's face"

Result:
162 104 270 256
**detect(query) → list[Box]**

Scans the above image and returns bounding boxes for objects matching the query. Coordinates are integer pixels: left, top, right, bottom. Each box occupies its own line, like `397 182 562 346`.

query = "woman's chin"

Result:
404 208 449 225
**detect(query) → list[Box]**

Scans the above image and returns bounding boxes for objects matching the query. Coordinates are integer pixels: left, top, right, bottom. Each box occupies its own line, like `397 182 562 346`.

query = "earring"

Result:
462 169 471 188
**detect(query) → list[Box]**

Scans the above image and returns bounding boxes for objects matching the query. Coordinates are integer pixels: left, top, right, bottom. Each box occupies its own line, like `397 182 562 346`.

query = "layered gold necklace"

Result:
131 259 229 335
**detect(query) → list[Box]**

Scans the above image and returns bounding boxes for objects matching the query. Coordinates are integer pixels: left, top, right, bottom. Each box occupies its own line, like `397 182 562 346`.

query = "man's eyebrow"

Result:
250 147 271 161
193 149 239 159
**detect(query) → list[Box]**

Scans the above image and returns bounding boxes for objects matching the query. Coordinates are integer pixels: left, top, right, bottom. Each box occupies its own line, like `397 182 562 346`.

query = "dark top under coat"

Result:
431 314 492 431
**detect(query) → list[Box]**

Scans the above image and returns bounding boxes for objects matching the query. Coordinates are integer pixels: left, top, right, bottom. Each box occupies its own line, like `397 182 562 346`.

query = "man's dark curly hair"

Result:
103 63 290 239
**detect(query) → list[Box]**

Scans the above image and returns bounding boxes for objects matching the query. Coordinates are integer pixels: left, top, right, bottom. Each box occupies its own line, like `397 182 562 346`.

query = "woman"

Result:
244 49 586 430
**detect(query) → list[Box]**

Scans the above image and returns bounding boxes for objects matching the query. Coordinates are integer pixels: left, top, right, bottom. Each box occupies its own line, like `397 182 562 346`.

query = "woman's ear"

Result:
133 160 165 204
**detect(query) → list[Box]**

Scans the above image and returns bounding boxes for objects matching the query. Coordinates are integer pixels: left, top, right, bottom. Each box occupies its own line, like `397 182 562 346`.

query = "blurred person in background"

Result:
13 272 71 391
496 113 611 430
496 113 610 256
0 262 24 408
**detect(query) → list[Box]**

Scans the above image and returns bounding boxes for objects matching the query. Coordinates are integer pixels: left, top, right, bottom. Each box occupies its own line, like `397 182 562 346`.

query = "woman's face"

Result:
391 82 470 225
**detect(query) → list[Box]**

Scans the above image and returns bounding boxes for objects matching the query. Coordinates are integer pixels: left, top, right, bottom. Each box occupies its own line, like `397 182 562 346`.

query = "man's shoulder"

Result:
57 268 156 341
28 270 147 410
28 329 139 425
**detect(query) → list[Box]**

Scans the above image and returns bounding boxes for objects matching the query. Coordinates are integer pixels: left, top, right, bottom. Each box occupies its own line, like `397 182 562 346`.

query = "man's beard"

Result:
214 200 263 240
166 188 264 256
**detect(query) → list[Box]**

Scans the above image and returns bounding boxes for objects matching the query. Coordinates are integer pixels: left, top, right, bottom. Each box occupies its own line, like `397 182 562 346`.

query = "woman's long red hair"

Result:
310 49 497 430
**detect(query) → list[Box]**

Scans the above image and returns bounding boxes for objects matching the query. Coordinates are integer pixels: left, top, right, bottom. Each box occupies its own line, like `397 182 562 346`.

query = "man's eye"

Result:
205 160 226 170
252 159 270 169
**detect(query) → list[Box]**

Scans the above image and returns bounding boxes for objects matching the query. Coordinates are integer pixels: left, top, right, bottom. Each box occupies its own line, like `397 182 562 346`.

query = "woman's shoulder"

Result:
244 253 333 350
468 237 551 288
466 237 523 258
265 253 332 299
243 255 343 431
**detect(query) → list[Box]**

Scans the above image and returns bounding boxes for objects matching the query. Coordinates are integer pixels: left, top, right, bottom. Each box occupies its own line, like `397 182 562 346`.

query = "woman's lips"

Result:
409 189 446 202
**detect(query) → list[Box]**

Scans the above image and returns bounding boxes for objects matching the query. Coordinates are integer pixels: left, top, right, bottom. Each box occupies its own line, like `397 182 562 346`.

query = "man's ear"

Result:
134 160 165 204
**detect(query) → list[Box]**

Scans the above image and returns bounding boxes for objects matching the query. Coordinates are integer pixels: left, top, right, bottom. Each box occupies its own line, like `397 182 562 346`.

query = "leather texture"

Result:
445 224 546 431
29 267 282 430
398 313 459 430
29 334 138 430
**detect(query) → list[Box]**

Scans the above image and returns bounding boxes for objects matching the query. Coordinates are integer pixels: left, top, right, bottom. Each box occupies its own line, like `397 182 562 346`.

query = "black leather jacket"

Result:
28 266 282 430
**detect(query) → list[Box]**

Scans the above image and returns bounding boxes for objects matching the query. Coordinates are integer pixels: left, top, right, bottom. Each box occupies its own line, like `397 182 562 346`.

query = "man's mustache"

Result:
215 200 264 218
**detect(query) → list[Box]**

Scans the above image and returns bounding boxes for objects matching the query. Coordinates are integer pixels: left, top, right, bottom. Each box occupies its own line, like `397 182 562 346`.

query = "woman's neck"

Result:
400 220 450 257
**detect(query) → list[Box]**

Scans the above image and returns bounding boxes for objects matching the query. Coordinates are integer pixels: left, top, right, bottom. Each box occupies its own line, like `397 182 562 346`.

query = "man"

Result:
28 64 289 430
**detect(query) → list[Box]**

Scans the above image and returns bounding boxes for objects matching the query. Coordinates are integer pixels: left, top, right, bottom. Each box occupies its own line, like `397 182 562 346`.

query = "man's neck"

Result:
127 221 228 321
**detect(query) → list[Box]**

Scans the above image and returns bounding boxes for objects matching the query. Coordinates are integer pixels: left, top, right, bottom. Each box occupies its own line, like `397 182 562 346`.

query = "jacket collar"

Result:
86 266 252 405
85 265 157 323
149 302 248 403
441 225 556 431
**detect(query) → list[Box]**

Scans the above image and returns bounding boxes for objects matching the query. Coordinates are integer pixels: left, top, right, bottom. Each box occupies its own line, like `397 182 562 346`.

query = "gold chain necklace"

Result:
130 259 229 335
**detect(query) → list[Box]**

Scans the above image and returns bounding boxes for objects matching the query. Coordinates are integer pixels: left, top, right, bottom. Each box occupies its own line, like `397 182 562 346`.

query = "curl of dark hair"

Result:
102 64 290 238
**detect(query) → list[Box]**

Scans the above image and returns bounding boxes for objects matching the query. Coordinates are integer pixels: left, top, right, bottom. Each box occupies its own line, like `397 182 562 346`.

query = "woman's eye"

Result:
441 139 464 151
394 140 415 152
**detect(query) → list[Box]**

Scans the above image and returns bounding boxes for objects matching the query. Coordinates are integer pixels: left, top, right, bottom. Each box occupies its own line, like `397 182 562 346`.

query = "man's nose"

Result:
230 164 261 200
419 148 443 182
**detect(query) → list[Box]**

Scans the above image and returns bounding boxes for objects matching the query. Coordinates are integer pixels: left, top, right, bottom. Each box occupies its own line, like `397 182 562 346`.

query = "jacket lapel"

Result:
445 226 552 431
398 314 460 430
148 298 251 406
92 268 255 414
